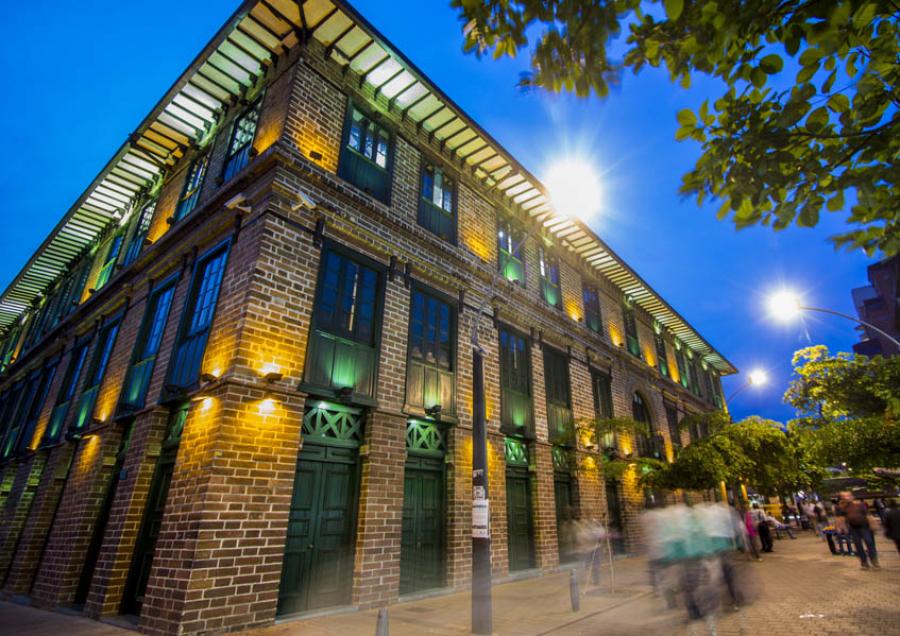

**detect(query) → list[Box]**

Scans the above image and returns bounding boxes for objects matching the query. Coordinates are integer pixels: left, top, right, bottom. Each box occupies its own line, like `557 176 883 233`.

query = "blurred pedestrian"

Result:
743 507 760 560
842 492 879 569
873 498 886 524
883 499 900 555
751 504 774 553
833 512 854 557
813 502 828 536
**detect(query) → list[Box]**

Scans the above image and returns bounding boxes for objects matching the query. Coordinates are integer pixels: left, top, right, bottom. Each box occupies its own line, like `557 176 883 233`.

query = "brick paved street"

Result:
2 532 897 635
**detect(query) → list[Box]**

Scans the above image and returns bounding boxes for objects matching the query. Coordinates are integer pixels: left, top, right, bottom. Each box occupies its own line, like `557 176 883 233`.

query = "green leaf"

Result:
760 54 783 74
827 93 850 113
676 108 697 127
664 0 684 20
827 191 845 211
806 106 829 132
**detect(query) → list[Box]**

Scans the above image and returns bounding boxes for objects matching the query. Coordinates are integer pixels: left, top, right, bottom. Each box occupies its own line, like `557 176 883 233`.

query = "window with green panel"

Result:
542 347 572 444
43 338 91 446
539 247 561 309
95 233 124 291
497 217 525 285
406 287 455 415
120 279 176 410
72 314 122 435
418 163 456 243
498 327 532 437
674 342 689 389
622 299 640 358
338 103 392 203
654 330 669 377
304 245 384 402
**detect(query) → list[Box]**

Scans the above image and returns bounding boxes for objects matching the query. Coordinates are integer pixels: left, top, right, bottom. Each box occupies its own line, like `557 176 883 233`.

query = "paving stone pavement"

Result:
1 532 897 635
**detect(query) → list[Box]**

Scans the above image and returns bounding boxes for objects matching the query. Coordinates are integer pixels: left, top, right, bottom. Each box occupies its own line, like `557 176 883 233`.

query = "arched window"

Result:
632 391 651 424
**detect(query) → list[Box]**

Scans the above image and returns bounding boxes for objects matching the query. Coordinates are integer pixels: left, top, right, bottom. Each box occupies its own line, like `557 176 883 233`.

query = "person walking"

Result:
883 499 900 555
752 504 774 553
842 493 879 569
744 507 760 560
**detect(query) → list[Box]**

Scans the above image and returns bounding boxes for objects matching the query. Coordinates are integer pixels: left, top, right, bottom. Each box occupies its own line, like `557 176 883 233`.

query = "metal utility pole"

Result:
471 344 492 634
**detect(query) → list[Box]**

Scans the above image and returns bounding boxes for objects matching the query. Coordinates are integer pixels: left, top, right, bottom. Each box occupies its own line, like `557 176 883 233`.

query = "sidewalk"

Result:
3 532 898 636
251 554 652 636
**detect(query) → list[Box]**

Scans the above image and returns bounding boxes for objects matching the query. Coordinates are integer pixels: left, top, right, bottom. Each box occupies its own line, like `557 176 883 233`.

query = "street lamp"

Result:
727 367 768 402
469 156 597 635
766 288 900 350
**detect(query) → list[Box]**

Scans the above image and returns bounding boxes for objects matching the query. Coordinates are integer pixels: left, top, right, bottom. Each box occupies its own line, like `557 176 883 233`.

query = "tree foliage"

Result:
650 416 823 495
453 1 900 255
785 345 900 472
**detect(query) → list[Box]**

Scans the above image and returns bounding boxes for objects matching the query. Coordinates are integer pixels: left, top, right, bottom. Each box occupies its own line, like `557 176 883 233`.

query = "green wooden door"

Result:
505 467 534 571
400 456 445 595
121 444 176 615
554 472 576 563
278 444 358 616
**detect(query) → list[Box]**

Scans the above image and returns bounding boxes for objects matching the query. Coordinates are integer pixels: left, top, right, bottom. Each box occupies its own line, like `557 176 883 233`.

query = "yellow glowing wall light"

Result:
607 322 623 347
564 298 582 323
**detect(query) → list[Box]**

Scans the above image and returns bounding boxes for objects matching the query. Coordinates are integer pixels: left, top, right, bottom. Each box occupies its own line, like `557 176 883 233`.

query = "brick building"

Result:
851 255 899 357
0 1 735 634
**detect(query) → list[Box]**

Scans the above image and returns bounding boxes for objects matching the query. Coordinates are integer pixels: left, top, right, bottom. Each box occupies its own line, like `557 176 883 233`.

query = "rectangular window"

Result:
539 248 561 309
498 327 532 437
582 283 603 334
655 332 669 378
120 280 176 410
689 357 702 397
0 382 27 459
622 301 640 357
338 104 392 203
543 347 572 444
222 100 261 182
43 339 91 445
6 360 59 458
592 370 613 421
174 153 210 221
664 402 681 450
304 245 384 400
168 244 229 390
675 343 689 389
406 287 455 415
0 326 20 371
710 372 724 408
122 199 157 267
497 217 525 285
94 233 124 291
72 315 122 434
418 163 456 243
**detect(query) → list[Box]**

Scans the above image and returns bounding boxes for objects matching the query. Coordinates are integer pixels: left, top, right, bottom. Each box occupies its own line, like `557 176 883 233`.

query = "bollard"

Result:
569 568 580 612
375 607 389 636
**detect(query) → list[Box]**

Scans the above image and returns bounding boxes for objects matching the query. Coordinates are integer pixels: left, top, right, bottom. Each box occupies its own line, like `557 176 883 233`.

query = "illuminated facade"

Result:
0 1 735 634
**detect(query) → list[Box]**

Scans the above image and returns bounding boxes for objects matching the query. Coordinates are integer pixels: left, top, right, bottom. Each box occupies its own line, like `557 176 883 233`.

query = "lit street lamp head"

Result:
544 157 602 221
748 369 768 386
767 289 803 322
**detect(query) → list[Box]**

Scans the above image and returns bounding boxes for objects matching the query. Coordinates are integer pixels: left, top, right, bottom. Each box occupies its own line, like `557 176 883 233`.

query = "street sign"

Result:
472 499 490 539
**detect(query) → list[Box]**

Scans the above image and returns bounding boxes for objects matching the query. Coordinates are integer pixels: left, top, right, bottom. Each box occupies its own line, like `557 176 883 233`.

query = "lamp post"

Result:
726 368 768 403
469 156 600 634
767 289 900 350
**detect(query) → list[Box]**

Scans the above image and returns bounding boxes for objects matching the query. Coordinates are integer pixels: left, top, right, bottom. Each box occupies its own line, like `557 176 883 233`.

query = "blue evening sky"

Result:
0 1 876 422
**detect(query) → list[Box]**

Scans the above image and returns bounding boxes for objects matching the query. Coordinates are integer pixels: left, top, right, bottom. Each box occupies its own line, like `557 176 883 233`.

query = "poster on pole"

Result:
472 499 490 538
